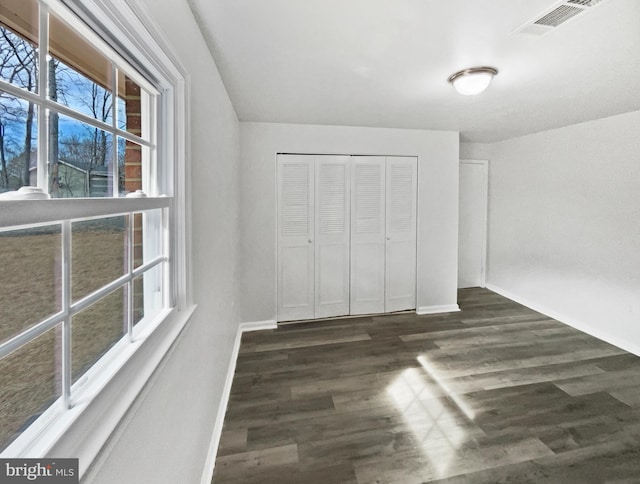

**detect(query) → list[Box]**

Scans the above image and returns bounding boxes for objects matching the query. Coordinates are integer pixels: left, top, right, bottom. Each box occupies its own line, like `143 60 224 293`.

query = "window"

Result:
0 0 185 457
0 0 154 198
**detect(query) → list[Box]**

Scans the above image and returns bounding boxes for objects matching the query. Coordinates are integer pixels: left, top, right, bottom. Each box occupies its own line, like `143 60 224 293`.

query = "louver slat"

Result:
318 164 345 234
354 164 382 234
281 164 309 236
388 164 414 233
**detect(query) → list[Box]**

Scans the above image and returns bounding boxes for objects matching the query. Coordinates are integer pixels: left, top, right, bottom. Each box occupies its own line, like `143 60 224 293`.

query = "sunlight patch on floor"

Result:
386 363 473 479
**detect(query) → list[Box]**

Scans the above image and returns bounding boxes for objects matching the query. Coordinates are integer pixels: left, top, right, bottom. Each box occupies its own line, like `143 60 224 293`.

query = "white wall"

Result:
463 109 640 355
460 142 492 161
239 122 460 322
84 0 241 482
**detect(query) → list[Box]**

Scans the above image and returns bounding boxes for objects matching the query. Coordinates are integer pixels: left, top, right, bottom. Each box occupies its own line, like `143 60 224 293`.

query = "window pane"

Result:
116 96 126 131
120 136 140 195
131 209 162 270
51 113 113 198
130 212 143 269
0 93 38 193
0 225 61 345
49 14 112 124
0 325 61 452
49 58 113 125
0 0 39 94
133 264 162 327
117 71 149 141
72 216 126 302
72 287 125 382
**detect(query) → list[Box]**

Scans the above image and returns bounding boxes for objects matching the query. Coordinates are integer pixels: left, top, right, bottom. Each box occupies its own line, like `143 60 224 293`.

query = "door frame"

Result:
459 159 488 288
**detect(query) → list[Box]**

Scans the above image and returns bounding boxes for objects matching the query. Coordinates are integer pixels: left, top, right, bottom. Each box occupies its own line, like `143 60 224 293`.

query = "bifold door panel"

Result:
385 157 417 312
315 156 350 318
277 154 417 322
350 157 386 315
277 156 315 321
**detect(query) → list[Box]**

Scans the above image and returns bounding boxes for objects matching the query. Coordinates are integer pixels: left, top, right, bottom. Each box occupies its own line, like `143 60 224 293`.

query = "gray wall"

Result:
84 0 242 482
463 109 640 355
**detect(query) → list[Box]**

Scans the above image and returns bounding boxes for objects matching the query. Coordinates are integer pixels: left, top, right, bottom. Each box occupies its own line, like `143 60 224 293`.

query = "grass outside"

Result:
0 222 127 450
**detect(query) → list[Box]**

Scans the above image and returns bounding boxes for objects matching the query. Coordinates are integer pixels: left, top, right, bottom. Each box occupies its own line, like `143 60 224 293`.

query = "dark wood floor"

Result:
212 288 640 483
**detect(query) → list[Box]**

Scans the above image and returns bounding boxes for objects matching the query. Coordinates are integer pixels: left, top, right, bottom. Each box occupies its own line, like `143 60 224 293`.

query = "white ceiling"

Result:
187 0 640 142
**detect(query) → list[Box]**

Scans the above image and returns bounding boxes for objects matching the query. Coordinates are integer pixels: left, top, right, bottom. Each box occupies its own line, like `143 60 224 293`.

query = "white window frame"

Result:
0 0 192 475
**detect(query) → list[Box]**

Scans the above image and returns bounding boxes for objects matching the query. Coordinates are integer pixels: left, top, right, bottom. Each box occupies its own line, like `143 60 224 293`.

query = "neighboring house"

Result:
29 156 121 197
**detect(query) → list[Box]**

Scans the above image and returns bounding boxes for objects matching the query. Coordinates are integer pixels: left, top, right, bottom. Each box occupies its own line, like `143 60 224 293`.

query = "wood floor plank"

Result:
610 386 640 407
216 429 248 457
554 366 640 396
240 332 372 353
213 443 299 482
212 287 640 483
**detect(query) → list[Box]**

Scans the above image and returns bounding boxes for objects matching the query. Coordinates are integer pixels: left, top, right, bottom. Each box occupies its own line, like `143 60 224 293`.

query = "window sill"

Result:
0 197 172 229
1 303 197 479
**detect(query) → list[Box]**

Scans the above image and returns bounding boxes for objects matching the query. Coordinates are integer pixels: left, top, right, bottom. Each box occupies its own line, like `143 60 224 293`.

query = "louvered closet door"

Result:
350 156 386 315
385 156 417 312
315 156 350 318
277 155 314 321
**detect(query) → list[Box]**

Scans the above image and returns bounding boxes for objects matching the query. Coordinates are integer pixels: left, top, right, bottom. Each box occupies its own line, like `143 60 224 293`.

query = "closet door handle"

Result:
386 236 391 240
308 239 313 244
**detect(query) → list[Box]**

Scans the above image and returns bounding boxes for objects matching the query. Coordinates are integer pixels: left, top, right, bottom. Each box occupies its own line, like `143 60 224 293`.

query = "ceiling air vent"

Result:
534 5 582 26
567 0 603 6
513 0 610 36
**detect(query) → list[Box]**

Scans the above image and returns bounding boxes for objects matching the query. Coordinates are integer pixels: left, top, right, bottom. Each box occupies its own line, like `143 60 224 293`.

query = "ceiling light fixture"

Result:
448 67 498 96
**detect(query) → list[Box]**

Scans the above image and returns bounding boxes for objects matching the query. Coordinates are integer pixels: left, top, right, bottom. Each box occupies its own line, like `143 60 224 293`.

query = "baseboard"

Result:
485 283 640 358
199 319 277 484
239 319 278 332
416 304 460 315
